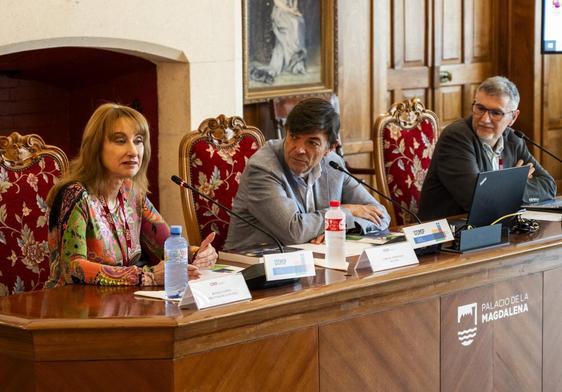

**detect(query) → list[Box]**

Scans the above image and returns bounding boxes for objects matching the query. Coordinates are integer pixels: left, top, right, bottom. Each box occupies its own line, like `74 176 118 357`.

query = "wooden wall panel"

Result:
319 299 439 392
436 85 463 124
472 0 492 59
543 56 562 192
441 274 542 392
441 0 462 62
338 0 373 170
176 327 318 392
544 267 562 392
404 0 426 64
387 0 432 104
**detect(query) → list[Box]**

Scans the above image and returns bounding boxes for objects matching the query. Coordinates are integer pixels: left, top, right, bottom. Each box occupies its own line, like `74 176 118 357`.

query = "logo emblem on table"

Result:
457 303 478 347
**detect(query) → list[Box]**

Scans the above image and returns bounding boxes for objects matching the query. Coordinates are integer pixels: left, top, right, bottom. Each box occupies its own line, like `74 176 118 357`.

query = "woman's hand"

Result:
152 261 165 285
192 232 218 269
149 260 201 285
188 264 201 279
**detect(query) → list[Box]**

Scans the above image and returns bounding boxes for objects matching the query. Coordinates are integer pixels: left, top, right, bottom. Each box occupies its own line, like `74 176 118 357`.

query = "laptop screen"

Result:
466 166 529 227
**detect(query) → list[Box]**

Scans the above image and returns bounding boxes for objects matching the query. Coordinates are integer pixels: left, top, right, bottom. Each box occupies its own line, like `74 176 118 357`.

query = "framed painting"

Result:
243 0 337 103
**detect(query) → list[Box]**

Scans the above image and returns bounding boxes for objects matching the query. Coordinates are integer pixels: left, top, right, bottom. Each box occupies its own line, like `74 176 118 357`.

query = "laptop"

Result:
464 166 529 228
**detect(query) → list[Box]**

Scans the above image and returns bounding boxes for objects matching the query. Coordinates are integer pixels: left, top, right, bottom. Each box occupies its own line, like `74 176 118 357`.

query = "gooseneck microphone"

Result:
170 175 285 253
328 161 422 224
513 130 562 164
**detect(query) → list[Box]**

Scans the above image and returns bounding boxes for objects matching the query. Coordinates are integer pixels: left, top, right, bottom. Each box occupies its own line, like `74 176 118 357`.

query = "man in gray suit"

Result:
224 98 390 250
419 76 556 221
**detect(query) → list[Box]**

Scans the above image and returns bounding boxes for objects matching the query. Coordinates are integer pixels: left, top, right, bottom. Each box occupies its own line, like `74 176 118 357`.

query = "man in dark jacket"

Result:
419 76 556 221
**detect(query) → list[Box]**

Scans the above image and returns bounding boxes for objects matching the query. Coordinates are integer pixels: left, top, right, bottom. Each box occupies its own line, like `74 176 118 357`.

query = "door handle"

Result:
439 70 452 83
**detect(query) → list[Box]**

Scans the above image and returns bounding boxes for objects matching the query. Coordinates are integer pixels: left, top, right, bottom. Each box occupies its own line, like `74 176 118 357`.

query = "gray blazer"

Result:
224 140 390 250
419 116 556 221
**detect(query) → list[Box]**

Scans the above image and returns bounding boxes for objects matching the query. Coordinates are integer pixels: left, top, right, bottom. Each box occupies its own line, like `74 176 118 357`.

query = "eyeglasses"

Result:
472 102 516 121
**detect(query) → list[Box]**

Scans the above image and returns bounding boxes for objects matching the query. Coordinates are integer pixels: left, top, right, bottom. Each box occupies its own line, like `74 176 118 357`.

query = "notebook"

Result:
464 166 529 228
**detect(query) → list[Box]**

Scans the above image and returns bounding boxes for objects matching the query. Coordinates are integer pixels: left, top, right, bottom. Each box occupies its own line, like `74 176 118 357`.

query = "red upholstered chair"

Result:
0 132 68 295
374 98 440 225
178 115 265 250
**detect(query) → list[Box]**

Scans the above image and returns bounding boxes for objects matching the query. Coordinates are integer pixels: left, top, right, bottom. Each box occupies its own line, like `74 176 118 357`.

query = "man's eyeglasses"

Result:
472 101 517 121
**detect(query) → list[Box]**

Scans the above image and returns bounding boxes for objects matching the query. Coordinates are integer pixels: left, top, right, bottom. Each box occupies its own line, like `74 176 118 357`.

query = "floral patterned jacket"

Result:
45 180 169 287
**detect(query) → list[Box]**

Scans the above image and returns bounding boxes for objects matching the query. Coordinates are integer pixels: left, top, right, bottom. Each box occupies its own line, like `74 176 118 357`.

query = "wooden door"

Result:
387 0 500 127
543 56 562 192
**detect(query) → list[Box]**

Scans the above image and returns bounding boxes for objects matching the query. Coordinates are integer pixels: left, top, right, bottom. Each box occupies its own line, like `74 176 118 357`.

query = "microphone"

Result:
170 175 285 253
328 161 422 224
513 130 562 164
171 175 301 291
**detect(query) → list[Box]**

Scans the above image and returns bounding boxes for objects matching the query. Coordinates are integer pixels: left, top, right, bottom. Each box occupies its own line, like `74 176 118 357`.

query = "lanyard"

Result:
100 192 132 266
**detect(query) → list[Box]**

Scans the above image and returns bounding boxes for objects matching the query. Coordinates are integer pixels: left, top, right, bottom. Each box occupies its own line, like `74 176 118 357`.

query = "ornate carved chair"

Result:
373 98 440 225
0 132 68 295
178 115 265 250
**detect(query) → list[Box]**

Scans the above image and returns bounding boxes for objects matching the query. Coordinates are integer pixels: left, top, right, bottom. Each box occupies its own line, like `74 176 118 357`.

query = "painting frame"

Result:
243 0 337 103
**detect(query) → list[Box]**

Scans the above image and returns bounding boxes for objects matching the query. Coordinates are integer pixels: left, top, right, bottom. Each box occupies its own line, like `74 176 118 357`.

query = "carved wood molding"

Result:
0 131 69 172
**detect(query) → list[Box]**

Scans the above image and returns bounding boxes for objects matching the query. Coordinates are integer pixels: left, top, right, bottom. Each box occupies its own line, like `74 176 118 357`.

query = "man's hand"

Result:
516 159 535 179
191 232 218 269
310 233 325 244
341 204 385 225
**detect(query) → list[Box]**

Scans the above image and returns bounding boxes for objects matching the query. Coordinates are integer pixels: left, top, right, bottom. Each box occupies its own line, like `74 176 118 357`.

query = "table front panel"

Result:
319 299 439 392
441 273 542 392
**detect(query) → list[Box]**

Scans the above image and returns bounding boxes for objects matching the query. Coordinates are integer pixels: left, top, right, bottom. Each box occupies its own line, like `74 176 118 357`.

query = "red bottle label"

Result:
325 218 344 231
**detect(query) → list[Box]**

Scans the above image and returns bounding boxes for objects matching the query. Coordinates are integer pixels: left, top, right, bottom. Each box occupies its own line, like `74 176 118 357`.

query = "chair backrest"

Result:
0 132 68 295
271 93 337 139
178 115 265 250
373 98 440 225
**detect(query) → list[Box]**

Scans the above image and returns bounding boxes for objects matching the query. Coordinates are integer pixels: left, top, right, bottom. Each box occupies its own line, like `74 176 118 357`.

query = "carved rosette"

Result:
197 115 251 149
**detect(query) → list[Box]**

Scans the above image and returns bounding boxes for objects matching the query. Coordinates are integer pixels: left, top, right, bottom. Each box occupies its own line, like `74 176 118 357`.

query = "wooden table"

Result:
1 221 561 391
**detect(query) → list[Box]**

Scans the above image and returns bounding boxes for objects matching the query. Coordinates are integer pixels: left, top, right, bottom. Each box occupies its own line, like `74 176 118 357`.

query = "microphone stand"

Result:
328 161 422 224
513 130 562 164
171 175 285 254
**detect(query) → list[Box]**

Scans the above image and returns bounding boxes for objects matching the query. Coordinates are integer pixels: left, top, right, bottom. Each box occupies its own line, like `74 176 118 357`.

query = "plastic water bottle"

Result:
164 225 189 298
325 200 346 266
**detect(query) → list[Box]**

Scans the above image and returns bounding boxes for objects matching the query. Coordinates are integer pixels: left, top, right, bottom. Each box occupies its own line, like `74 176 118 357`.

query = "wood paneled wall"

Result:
244 0 562 192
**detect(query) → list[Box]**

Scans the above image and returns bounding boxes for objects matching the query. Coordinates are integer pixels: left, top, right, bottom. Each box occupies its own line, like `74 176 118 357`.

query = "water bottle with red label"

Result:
325 200 346 266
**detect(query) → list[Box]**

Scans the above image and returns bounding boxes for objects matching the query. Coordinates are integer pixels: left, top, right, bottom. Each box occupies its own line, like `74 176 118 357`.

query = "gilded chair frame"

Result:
373 98 440 224
178 115 265 246
0 132 68 173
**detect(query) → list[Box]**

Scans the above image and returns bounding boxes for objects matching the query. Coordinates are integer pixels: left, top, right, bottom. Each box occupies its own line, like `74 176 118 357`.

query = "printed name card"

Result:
402 219 454 249
263 250 315 281
355 242 419 272
183 273 251 310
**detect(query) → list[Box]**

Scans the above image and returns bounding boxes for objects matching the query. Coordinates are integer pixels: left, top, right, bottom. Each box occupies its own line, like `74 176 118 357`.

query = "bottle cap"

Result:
170 225 182 235
329 200 341 207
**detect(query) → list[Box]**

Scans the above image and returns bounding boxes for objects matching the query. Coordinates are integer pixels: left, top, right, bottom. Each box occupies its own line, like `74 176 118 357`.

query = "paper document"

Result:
134 264 243 302
292 241 373 257
521 210 562 222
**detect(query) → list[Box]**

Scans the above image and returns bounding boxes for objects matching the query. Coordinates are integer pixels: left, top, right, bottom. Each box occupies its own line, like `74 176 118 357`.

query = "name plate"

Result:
402 219 454 249
263 250 315 281
355 242 419 272
183 273 251 310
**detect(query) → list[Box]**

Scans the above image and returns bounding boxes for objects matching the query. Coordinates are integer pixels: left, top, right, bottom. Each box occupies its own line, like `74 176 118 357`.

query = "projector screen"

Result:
542 0 562 53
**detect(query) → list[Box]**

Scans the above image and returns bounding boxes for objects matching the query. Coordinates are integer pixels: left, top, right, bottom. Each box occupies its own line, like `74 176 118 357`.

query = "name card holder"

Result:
263 250 315 281
402 219 454 249
180 273 251 310
355 242 419 272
